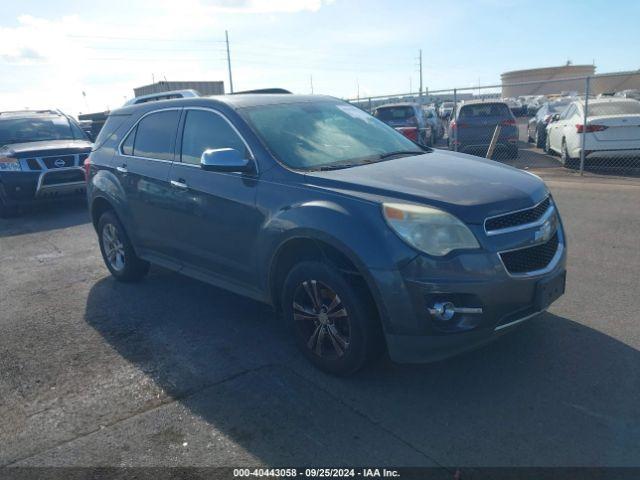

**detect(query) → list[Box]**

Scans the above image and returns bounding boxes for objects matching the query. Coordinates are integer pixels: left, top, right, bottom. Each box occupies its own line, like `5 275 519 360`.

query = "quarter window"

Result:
121 126 136 155
180 110 247 165
128 110 180 160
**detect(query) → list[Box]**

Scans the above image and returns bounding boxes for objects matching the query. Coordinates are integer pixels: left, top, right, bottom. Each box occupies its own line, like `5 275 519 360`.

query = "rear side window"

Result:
180 110 247 165
130 110 180 160
459 103 510 118
374 107 415 121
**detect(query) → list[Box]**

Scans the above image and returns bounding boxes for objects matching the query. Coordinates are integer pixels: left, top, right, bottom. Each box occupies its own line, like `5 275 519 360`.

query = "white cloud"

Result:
198 0 334 13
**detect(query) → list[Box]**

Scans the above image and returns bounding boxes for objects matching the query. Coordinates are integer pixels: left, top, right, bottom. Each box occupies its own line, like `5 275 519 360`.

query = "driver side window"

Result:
180 110 248 166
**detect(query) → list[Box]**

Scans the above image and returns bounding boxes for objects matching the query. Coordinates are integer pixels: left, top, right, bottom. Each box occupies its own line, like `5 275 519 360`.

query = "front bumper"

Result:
0 168 86 206
371 224 567 364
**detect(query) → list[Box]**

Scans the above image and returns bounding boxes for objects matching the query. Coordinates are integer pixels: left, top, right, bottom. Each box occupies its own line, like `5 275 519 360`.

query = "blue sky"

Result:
1 0 639 115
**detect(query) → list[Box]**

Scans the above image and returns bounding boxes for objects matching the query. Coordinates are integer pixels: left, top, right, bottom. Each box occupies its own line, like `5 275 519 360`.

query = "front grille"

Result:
42 155 76 169
26 158 41 170
41 169 85 186
485 197 551 232
499 232 559 274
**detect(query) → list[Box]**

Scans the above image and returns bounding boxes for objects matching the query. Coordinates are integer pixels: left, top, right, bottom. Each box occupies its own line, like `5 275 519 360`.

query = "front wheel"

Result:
98 211 150 282
561 139 578 169
281 261 382 375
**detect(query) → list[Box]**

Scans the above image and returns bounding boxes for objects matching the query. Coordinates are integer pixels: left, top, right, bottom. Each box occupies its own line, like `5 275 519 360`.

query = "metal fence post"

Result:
579 76 590 176
368 97 372 113
453 88 458 152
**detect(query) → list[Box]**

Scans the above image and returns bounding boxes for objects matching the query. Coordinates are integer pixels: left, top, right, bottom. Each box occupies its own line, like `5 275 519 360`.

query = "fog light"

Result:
428 302 483 321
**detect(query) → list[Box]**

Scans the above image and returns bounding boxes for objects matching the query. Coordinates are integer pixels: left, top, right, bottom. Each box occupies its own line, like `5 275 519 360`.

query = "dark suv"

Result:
87 94 566 375
0 109 92 216
449 101 519 159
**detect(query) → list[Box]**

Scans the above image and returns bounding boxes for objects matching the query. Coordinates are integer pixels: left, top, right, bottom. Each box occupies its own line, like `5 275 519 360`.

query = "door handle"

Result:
170 179 188 189
116 166 128 174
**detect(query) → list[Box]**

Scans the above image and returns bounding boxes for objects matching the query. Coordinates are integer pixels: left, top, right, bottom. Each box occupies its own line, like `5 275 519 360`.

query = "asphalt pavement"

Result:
1 167 639 468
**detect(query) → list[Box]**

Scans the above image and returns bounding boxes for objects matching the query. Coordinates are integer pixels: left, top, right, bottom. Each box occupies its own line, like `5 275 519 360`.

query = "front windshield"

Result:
0 115 86 146
242 101 422 170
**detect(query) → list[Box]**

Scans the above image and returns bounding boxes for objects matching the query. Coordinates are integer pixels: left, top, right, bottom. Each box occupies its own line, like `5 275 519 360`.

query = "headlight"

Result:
382 202 479 256
0 157 21 171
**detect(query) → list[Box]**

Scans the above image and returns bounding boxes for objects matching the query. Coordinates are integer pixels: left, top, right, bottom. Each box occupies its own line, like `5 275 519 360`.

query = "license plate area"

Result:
534 271 566 311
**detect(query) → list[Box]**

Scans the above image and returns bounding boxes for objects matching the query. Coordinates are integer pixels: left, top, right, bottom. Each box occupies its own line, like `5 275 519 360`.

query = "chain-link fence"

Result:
346 72 640 176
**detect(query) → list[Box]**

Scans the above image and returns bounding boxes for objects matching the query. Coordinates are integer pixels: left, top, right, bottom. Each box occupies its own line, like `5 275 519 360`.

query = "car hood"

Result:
1 139 93 158
304 150 548 224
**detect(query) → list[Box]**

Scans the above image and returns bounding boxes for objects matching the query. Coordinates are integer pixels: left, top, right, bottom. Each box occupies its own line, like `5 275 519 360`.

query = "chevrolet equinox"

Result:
86 94 566 375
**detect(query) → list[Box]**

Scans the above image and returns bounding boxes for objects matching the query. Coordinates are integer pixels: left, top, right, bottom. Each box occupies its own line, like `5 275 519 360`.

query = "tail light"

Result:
576 124 608 133
395 126 418 141
84 155 91 181
500 119 516 126
450 121 468 129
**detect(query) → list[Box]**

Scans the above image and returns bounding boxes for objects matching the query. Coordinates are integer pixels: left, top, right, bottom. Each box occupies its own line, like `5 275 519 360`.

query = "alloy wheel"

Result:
292 279 351 359
102 223 126 272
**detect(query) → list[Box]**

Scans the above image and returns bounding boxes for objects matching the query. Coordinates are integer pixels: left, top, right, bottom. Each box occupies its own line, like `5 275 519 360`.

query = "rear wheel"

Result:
282 261 382 375
535 128 544 148
98 211 150 282
561 139 578 169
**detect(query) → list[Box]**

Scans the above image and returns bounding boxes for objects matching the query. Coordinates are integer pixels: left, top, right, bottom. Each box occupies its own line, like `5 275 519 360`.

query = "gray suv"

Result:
87 94 566 375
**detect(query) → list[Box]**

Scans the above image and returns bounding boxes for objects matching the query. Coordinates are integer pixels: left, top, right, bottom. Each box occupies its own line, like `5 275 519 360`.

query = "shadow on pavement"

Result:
85 269 640 466
0 200 90 238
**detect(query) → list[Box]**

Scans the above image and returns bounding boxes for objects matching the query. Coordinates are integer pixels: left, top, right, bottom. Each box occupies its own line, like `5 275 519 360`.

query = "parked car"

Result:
422 106 445 144
0 109 92 216
545 98 640 168
503 98 526 117
87 94 566 375
449 101 519 159
527 100 571 148
614 89 640 101
373 103 433 146
438 101 455 119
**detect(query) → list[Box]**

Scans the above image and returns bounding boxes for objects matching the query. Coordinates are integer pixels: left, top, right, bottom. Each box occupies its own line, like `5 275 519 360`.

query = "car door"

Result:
116 108 181 262
165 107 262 290
549 104 572 152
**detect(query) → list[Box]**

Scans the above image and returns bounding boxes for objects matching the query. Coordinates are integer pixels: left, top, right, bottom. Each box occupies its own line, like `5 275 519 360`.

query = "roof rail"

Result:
231 88 292 95
123 89 200 106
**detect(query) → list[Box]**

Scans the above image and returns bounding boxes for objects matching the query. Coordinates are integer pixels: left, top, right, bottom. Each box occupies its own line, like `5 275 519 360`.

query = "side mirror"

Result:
200 148 251 173
551 113 560 122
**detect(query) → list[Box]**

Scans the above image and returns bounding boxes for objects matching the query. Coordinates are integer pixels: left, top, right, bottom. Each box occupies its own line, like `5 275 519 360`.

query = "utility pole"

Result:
356 78 360 102
310 74 314 94
418 49 423 98
225 30 234 94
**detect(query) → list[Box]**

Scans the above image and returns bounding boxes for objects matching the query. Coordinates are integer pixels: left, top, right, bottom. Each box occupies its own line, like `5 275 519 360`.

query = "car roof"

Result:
112 94 339 116
574 97 639 107
0 109 63 118
460 100 507 106
375 103 418 109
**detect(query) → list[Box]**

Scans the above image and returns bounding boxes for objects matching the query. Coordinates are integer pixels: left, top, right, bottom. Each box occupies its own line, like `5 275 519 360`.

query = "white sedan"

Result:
545 98 640 167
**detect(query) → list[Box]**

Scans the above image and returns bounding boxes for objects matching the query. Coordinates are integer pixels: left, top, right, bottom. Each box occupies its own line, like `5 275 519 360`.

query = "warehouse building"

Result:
501 65 640 97
133 80 225 97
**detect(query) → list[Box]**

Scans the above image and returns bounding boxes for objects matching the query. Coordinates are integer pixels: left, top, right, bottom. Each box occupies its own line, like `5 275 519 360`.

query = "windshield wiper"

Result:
317 163 363 171
378 150 425 160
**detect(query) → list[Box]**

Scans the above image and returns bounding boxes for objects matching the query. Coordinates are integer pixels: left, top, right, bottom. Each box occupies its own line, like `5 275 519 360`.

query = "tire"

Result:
544 134 551 154
508 146 519 159
281 260 383 375
0 198 17 218
561 139 578 169
98 210 150 282
535 128 545 149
